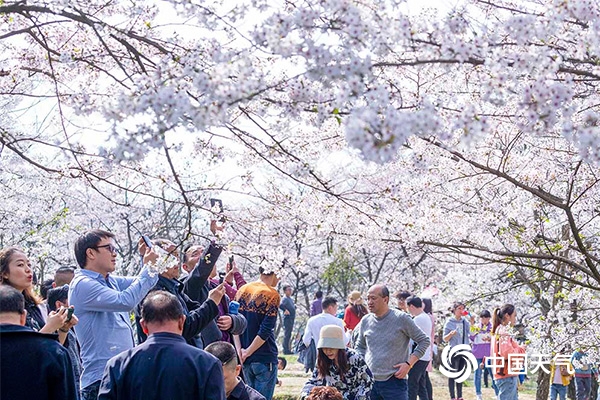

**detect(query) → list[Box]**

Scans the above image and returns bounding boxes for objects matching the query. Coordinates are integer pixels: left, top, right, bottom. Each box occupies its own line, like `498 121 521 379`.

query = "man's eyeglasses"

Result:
94 244 117 254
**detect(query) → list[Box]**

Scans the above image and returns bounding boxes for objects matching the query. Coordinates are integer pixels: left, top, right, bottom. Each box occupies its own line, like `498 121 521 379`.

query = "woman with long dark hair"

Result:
0 247 74 340
490 304 525 400
301 325 373 400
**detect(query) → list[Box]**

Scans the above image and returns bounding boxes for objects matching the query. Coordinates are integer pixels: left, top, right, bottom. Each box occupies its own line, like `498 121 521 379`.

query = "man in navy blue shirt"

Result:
0 285 77 400
205 341 265 400
99 290 226 400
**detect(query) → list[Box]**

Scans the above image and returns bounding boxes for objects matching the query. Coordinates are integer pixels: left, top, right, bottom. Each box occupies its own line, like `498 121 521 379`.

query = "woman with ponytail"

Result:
490 304 526 400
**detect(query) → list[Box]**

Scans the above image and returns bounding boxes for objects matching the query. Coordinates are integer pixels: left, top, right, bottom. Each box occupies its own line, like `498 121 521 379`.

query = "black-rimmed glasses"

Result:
94 244 117 253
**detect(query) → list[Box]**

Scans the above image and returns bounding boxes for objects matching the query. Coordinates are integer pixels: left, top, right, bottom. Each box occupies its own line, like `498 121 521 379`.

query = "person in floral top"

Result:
302 325 373 400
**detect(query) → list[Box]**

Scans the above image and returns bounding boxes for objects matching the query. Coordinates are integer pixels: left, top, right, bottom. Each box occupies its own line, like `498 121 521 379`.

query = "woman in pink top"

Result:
490 304 526 400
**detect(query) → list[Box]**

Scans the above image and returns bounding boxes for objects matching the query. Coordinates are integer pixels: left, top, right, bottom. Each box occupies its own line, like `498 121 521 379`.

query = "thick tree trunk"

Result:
536 369 550 400
568 378 576 400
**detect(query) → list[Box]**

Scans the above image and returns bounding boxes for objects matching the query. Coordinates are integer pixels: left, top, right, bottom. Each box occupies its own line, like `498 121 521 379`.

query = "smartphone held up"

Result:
209 198 226 223
141 235 153 249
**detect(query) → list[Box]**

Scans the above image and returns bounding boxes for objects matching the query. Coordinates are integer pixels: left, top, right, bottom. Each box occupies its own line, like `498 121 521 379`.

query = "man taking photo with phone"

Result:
69 230 160 400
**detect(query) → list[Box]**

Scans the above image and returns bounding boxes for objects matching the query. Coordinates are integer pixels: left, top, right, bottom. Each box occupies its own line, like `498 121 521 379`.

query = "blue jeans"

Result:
551 384 568 400
243 362 278 400
475 358 498 396
81 381 100 400
372 377 408 400
496 376 518 400
575 376 592 400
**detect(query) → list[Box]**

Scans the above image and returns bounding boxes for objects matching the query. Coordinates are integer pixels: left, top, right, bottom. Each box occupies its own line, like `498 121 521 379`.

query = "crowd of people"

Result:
1 226 599 400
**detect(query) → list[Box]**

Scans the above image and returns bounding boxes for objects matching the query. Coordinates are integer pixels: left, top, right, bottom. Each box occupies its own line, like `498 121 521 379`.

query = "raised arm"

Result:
70 268 158 313
183 242 223 302
182 298 219 340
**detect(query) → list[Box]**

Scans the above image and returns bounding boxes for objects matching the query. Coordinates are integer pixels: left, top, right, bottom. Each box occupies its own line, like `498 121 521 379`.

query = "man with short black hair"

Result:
303 296 348 348
406 296 432 400
40 277 54 300
69 229 160 399
99 291 226 400
394 291 412 312
235 267 281 400
206 341 266 400
279 284 295 355
54 266 76 287
0 285 77 400
48 284 83 398
310 290 323 317
134 238 225 348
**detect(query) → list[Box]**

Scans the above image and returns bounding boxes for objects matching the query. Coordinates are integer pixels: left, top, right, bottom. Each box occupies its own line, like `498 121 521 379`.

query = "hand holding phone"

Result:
66 307 74 322
218 271 226 285
226 255 235 273
142 235 153 248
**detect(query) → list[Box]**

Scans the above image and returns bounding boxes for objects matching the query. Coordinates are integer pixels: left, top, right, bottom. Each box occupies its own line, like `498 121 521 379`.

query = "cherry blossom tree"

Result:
2 3 600 397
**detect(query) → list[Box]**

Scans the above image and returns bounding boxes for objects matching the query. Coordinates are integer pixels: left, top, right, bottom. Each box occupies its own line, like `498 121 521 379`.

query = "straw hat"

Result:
317 325 346 350
347 291 363 305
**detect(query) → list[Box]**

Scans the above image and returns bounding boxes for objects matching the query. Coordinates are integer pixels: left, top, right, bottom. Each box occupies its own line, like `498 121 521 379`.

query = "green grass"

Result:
273 354 539 400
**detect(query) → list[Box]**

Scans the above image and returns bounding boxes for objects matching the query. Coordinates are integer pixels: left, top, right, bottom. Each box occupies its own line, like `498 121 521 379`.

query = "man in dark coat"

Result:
205 341 265 400
0 285 77 400
183 239 233 346
98 290 226 400
133 238 225 348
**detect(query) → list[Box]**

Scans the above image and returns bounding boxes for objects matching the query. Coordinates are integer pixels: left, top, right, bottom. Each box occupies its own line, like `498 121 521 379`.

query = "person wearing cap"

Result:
343 291 367 332
235 266 281 400
301 325 373 400
354 284 430 400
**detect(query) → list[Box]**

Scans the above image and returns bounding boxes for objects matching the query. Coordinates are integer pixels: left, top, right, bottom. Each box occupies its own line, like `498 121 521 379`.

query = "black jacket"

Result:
0 324 78 400
183 241 225 346
228 379 266 400
98 332 226 400
135 275 218 346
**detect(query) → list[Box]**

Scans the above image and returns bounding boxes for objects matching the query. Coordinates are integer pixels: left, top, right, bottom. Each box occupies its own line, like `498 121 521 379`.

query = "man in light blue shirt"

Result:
69 229 159 400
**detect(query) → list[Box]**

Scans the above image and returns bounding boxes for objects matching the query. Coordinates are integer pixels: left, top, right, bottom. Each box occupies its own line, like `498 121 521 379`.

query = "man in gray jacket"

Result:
354 284 430 400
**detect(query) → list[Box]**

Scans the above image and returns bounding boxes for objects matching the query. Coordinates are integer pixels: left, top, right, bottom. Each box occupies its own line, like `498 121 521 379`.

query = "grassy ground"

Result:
274 355 538 400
